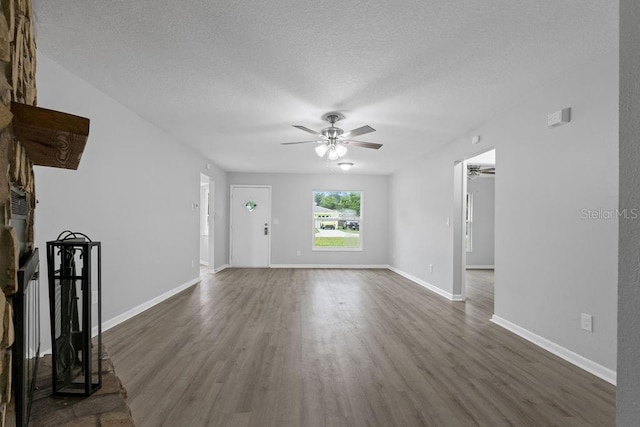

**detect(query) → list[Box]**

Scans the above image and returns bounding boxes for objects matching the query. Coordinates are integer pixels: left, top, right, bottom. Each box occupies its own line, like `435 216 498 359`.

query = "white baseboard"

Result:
490 315 616 385
99 276 202 334
270 264 389 269
213 264 229 273
41 276 203 355
466 265 495 270
388 266 463 301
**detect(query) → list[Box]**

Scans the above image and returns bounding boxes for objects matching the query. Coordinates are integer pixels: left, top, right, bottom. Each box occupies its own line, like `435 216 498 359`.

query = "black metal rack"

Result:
46 238 102 396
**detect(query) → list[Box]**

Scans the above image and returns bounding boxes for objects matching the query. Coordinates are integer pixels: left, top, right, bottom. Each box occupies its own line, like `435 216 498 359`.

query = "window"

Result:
313 191 362 250
465 192 473 252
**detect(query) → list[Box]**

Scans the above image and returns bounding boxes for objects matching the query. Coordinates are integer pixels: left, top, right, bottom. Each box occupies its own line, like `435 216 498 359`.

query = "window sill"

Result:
312 247 363 252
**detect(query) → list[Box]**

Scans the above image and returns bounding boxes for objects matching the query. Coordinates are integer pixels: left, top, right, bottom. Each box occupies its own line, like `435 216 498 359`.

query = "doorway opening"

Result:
453 149 496 314
199 174 213 273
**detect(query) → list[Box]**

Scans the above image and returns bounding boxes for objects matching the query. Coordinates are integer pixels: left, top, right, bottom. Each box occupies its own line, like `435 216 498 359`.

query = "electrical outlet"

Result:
429 264 434 273
191 260 195 268
92 291 98 305
296 250 301 256
581 313 593 332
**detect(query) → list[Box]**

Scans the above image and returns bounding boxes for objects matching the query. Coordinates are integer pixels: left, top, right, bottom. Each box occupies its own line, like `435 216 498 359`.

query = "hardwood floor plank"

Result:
103 268 615 426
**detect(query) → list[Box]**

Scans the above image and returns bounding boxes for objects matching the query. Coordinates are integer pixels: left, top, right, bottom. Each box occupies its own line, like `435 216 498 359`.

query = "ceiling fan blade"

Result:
480 167 495 172
281 140 321 145
340 125 376 139
481 170 495 174
293 125 324 137
344 140 383 150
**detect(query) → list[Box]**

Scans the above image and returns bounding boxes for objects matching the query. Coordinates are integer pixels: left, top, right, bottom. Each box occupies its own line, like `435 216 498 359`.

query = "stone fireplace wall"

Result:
0 0 38 424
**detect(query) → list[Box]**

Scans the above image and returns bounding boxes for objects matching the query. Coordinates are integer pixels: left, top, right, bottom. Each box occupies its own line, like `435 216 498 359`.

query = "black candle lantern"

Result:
46 231 102 396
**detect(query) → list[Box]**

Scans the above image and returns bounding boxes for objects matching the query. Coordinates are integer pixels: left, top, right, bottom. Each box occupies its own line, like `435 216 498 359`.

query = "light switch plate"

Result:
547 107 571 128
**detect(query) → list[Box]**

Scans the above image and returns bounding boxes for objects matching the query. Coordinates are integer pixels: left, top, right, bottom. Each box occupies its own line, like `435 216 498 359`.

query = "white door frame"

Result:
199 174 215 272
453 148 496 303
208 178 215 270
452 161 467 300
229 185 272 267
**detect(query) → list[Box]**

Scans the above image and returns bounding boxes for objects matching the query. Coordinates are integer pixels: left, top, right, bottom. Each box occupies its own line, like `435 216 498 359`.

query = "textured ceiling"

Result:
33 1 617 175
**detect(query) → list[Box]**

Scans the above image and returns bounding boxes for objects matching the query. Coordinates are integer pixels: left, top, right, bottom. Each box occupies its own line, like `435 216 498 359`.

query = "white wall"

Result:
466 177 495 267
390 151 458 294
390 51 618 374
618 0 640 422
228 173 389 266
34 53 228 350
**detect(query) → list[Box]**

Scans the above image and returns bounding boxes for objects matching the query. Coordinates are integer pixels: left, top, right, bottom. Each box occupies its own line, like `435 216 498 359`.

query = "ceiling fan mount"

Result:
281 112 383 161
321 112 345 125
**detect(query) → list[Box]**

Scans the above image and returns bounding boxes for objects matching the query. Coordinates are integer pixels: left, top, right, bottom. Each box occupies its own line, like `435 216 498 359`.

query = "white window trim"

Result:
311 190 363 252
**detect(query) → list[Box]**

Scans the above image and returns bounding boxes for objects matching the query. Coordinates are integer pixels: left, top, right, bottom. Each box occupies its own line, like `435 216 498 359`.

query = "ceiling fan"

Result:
281 112 382 160
467 164 495 179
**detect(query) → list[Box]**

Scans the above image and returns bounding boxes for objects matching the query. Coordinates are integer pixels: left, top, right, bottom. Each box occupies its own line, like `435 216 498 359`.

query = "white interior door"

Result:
230 185 271 267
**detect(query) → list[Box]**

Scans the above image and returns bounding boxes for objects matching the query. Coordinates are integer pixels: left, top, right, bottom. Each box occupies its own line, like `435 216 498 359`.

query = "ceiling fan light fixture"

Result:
284 113 383 167
315 144 328 157
338 162 354 171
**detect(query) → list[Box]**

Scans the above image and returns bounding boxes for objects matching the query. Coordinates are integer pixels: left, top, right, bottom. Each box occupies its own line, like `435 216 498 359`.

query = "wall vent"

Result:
11 185 28 218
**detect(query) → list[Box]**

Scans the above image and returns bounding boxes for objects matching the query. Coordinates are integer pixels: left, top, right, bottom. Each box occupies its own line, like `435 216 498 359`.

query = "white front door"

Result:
230 185 271 267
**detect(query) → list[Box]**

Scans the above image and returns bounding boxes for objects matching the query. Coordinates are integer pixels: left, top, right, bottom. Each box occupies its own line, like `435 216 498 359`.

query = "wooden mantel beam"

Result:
10 102 90 170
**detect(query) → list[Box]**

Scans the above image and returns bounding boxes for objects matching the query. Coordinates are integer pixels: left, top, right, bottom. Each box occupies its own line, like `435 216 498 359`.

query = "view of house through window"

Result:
313 191 362 250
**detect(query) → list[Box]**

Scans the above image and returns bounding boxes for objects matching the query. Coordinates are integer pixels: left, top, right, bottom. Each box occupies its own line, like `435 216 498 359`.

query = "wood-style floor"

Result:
103 269 615 426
